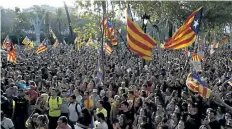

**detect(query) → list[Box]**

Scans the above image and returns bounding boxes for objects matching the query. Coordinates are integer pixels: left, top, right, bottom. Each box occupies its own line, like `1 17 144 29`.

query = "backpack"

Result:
68 103 80 120
48 96 59 108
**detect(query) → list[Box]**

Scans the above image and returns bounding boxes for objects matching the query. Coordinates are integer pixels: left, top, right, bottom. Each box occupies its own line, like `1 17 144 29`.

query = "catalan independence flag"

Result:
104 43 112 55
36 39 48 54
22 36 31 45
228 77 232 86
53 39 59 48
164 7 203 49
2 35 12 51
192 52 203 62
7 44 16 63
186 73 211 98
102 16 118 46
126 7 158 60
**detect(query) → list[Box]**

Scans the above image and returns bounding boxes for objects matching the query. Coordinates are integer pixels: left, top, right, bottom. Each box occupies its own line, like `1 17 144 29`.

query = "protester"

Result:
1 43 232 129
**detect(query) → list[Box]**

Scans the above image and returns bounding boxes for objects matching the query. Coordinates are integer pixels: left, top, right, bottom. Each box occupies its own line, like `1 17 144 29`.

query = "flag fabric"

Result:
22 36 31 45
192 52 204 61
228 77 232 86
36 39 48 54
49 27 57 40
186 73 211 98
164 7 203 50
25 41 34 50
53 39 59 48
7 44 16 63
126 7 158 60
219 34 229 46
102 16 118 46
2 35 12 51
104 43 112 55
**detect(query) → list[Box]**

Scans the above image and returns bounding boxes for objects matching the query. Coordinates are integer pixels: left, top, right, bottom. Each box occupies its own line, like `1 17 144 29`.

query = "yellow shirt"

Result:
47 97 62 117
96 108 107 118
84 98 93 110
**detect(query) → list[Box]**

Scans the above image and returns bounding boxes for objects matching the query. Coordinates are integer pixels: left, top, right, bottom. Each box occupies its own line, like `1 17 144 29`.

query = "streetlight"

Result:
141 13 150 67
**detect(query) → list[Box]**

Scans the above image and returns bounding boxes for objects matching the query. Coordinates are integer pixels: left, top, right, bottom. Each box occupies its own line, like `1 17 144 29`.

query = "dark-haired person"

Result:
46 88 62 129
96 100 107 118
1 111 15 129
56 116 71 129
208 110 221 129
13 89 29 129
68 94 81 129
36 115 49 129
96 113 108 129
119 101 134 129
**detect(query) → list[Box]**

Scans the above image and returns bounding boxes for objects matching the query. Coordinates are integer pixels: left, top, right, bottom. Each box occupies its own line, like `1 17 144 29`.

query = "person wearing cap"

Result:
90 89 100 109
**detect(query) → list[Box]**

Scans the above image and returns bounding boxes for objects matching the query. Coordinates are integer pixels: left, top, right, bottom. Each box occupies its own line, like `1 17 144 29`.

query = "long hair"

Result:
37 115 49 125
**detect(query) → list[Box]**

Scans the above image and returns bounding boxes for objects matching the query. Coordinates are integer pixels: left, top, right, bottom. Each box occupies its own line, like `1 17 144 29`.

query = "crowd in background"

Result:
1 43 232 129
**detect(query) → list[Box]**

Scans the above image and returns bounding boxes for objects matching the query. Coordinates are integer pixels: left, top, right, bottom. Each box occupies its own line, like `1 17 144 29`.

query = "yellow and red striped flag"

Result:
7 44 16 63
102 16 118 46
2 35 12 50
36 39 48 54
186 73 211 98
22 36 31 45
192 52 204 62
53 39 59 48
126 7 158 60
164 7 203 50
104 43 112 55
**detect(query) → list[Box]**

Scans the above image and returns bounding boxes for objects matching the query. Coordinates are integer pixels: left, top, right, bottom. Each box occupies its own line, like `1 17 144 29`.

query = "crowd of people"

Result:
1 43 232 129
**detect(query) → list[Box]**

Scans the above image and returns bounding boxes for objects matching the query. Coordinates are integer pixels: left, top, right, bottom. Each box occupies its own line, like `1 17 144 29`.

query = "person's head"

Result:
61 90 67 97
208 109 216 121
69 94 76 103
36 115 48 126
51 88 58 96
96 113 105 122
97 100 104 109
18 89 25 97
177 119 185 129
171 112 180 123
157 104 163 112
31 113 39 123
92 89 98 96
225 113 232 121
121 101 129 111
155 115 162 124
188 102 198 115
57 116 68 128
199 125 210 129
84 91 89 99
128 90 134 97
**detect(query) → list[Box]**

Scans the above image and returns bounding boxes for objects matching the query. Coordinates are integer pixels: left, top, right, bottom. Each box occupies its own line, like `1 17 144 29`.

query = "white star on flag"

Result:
193 20 199 29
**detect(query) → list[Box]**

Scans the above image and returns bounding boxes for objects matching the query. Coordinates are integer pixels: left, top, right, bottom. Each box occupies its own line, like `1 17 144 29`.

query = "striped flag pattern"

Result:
53 39 59 48
126 7 158 60
36 39 48 54
102 16 118 46
7 47 16 63
22 36 31 45
164 7 203 49
104 43 112 55
186 73 211 98
2 35 12 51
192 52 203 61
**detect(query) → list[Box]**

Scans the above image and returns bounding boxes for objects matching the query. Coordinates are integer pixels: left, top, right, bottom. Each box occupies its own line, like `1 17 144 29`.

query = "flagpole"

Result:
101 1 106 85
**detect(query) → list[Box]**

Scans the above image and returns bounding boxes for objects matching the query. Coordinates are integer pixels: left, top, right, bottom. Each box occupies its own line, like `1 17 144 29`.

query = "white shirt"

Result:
1 117 14 129
96 121 108 129
68 102 81 122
